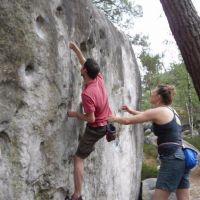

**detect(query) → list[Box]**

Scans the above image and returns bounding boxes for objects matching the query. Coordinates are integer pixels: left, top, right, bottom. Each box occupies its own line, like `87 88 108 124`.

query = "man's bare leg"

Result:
71 155 84 199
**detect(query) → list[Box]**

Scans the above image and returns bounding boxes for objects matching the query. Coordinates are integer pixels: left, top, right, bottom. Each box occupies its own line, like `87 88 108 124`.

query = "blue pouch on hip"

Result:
183 147 198 169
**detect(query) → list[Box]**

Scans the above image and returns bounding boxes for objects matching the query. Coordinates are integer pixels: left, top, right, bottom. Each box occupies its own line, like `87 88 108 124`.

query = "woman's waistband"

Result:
158 142 183 148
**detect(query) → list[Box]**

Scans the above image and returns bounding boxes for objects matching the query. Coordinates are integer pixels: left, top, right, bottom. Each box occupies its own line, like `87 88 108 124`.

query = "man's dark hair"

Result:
84 58 100 79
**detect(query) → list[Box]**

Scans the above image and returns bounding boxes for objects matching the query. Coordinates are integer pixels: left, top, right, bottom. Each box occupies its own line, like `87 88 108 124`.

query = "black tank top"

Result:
152 107 182 156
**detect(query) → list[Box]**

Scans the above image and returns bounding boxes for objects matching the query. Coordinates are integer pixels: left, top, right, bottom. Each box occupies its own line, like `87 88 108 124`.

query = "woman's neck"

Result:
154 103 168 108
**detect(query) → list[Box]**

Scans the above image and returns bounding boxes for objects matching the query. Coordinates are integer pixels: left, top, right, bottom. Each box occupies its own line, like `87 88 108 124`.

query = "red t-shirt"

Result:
82 74 112 127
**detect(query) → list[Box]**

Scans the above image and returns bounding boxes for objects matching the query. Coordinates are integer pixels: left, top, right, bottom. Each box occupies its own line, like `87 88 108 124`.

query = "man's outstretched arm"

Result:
69 42 86 66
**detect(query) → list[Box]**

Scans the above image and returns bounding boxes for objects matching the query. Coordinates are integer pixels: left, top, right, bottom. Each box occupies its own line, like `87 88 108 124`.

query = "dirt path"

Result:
190 166 200 200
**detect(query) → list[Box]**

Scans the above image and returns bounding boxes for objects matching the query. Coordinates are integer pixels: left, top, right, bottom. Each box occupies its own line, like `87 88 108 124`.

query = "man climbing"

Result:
67 42 112 200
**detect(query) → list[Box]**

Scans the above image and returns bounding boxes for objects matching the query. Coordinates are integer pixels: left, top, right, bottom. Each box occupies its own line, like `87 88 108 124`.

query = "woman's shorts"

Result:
75 125 107 159
156 148 190 192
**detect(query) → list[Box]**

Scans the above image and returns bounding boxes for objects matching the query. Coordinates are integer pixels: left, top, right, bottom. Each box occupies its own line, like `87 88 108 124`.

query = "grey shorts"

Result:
75 125 107 159
156 148 190 192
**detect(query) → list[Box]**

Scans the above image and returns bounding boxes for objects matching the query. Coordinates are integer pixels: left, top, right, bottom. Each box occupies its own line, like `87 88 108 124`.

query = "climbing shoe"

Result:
65 195 82 200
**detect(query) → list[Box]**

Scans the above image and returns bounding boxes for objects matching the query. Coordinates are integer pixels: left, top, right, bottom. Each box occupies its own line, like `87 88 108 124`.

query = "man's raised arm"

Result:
69 42 86 66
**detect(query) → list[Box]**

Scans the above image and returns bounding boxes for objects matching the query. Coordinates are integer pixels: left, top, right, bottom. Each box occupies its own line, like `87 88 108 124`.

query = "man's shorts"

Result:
75 125 107 159
156 148 190 192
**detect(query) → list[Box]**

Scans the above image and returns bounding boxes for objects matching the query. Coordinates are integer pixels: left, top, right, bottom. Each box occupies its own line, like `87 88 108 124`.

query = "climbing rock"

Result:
142 178 157 200
0 0 142 199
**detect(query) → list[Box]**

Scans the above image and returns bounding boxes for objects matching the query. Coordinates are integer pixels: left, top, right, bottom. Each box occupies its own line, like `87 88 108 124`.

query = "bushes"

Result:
143 143 157 158
142 143 158 180
141 162 157 180
184 135 200 150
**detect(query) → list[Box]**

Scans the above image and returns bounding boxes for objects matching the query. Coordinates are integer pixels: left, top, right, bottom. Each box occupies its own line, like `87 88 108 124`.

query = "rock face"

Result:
142 178 157 200
0 0 143 199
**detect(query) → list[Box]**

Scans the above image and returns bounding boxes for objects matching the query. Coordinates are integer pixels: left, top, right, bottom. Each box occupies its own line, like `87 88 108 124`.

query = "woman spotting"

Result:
109 85 190 200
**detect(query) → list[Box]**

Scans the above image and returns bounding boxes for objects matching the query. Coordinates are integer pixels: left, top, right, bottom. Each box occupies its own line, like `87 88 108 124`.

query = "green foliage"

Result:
141 162 157 180
132 34 149 47
139 50 163 75
139 49 164 110
143 144 158 159
184 136 200 150
92 0 143 30
141 90 151 110
157 63 200 125
139 48 200 127
92 0 151 48
142 143 158 180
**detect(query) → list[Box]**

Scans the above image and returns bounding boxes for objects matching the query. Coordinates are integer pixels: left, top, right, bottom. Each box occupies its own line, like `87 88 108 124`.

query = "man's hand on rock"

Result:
69 42 77 50
67 111 78 118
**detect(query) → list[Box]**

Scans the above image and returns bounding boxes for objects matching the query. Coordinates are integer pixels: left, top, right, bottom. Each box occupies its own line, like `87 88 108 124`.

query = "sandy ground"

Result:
190 166 200 200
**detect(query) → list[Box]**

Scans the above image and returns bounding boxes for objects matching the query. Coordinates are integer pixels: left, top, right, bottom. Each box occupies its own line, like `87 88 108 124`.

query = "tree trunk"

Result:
186 73 194 136
160 0 200 100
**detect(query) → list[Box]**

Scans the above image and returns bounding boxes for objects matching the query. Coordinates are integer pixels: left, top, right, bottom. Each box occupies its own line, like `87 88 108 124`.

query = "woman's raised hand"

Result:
121 105 130 113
